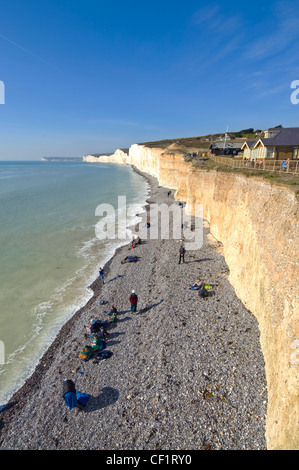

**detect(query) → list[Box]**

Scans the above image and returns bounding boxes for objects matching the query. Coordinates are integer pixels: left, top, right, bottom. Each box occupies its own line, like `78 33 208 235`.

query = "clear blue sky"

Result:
0 0 298 160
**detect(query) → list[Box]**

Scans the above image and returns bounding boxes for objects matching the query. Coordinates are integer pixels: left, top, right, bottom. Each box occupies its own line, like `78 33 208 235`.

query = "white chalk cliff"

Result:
83 143 299 450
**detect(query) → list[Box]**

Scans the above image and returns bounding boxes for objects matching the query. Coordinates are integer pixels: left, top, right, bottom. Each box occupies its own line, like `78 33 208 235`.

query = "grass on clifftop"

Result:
190 156 299 195
138 134 253 151
138 137 231 151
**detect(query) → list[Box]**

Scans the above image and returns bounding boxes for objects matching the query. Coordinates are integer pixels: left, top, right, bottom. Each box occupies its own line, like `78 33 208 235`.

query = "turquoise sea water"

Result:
0 161 149 404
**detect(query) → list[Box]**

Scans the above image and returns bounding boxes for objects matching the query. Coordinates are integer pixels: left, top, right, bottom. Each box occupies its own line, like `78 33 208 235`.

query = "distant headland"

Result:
40 157 83 162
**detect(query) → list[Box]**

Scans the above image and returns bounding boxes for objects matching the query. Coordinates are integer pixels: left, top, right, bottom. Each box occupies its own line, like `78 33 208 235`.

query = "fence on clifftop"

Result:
208 153 299 175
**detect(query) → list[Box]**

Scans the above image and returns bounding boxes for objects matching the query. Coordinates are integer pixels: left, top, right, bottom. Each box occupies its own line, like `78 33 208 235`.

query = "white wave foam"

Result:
0 165 150 406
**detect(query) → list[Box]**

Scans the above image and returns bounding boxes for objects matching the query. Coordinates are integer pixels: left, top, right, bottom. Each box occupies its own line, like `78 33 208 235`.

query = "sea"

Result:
0 160 149 405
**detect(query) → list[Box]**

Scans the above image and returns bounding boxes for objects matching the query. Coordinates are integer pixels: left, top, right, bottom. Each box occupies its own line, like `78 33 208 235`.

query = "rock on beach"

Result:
0 170 267 450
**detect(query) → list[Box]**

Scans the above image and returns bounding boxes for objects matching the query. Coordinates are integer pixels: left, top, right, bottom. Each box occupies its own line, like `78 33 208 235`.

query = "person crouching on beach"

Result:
190 278 202 290
63 379 79 410
107 305 118 323
130 290 138 313
63 379 87 413
63 379 91 413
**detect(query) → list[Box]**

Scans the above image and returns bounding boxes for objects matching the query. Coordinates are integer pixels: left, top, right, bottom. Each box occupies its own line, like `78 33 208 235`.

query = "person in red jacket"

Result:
129 290 138 312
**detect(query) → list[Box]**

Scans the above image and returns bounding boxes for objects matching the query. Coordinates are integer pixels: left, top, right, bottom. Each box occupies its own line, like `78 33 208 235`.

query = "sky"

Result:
0 0 298 160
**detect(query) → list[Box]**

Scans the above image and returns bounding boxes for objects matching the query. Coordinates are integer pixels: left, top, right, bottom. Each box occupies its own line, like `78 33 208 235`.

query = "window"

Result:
256 146 266 159
266 147 274 158
293 148 299 159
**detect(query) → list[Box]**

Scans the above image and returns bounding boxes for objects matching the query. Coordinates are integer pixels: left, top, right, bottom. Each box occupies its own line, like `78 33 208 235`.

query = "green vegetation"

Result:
138 136 212 150
138 127 267 150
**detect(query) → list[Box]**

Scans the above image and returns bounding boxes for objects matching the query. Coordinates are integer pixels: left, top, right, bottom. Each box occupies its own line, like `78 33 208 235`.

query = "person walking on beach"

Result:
129 290 138 313
179 244 186 264
99 267 105 284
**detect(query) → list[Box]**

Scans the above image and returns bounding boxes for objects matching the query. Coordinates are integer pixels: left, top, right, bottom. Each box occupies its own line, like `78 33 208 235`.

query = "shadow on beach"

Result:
85 387 119 412
185 258 213 264
115 310 128 316
105 340 121 347
117 316 132 323
106 274 124 283
137 299 164 315
0 402 18 414
0 402 18 431
107 331 125 340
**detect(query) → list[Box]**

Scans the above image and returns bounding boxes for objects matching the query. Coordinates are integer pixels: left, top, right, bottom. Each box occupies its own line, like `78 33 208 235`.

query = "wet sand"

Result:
0 168 267 450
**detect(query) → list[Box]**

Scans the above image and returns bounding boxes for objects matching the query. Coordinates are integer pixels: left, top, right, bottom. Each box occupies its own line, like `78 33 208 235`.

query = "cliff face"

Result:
128 144 190 181
184 169 299 451
83 149 128 164
84 144 299 450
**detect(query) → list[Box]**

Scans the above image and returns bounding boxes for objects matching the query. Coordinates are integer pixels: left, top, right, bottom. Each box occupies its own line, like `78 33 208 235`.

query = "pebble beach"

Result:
0 168 268 451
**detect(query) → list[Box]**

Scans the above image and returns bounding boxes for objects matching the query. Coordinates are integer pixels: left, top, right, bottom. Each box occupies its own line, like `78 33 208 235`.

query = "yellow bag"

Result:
204 284 212 290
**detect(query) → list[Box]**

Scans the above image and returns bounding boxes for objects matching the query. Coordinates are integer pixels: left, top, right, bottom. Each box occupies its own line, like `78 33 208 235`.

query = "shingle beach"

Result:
0 168 268 450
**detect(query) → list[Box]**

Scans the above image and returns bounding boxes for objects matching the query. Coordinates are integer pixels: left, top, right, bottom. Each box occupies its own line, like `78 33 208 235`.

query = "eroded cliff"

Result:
83 144 299 450
83 149 129 164
184 168 299 450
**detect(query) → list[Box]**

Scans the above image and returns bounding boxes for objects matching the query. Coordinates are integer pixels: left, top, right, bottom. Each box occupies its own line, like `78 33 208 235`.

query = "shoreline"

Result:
0 167 268 450
0 164 151 413
0 161 149 407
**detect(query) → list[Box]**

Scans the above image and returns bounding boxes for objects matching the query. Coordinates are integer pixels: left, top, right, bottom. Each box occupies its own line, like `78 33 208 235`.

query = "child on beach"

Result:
107 305 118 323
99 267 105 284
99 326 109 340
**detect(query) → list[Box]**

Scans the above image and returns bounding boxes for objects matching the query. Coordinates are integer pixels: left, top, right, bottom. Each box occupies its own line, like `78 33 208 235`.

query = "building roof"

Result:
241 140 257 150
267 126 282 131
211 141 243 149
256 127 299 147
